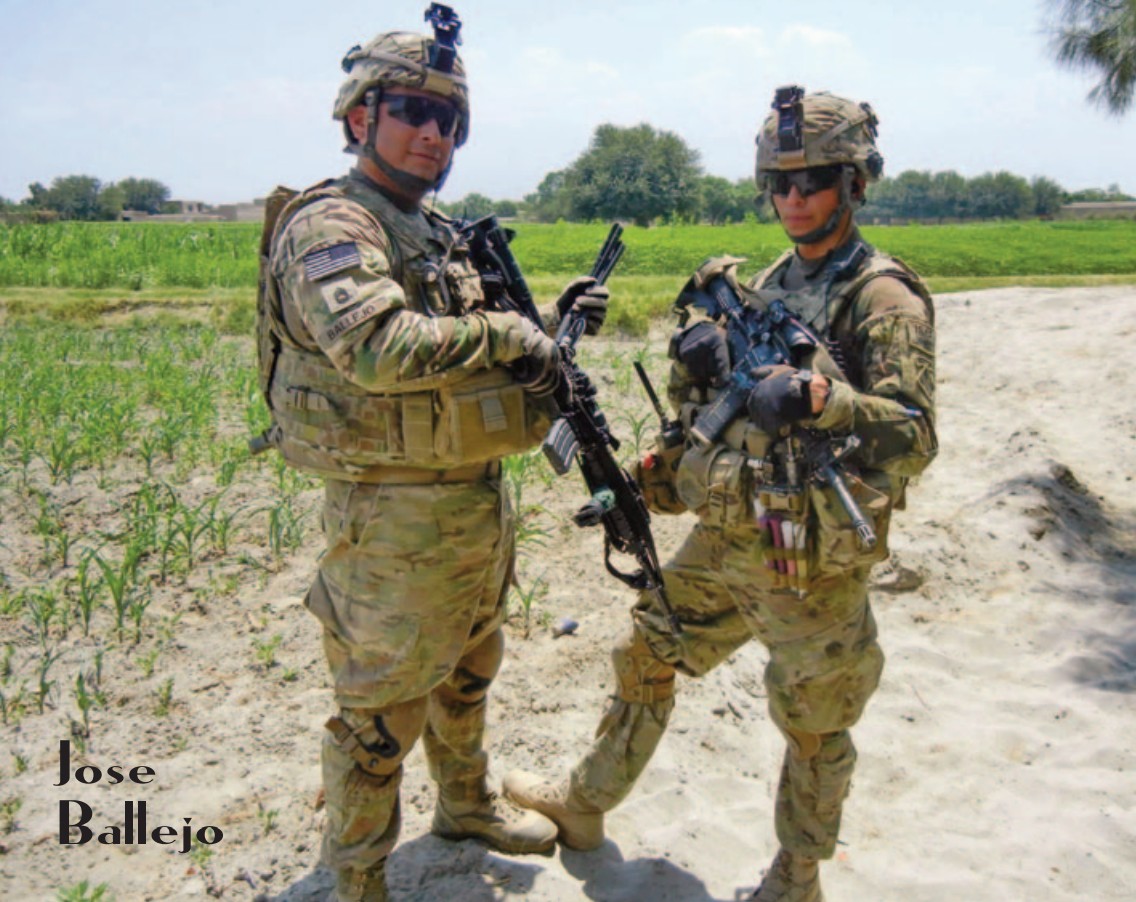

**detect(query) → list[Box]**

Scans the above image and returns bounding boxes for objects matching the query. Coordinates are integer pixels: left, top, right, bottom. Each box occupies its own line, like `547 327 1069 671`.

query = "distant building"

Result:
1058 201 1136 220
214 198 266 223
120 197 266 223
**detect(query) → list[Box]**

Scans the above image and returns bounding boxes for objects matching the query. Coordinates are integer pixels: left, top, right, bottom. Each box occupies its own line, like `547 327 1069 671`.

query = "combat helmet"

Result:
756 86 882 185
755 85 882 243
335 6 469 193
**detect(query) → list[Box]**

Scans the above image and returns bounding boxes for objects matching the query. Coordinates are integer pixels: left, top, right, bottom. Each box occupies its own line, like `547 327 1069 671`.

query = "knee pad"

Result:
612 630 676 704
325 698 428 776
434 628 505 706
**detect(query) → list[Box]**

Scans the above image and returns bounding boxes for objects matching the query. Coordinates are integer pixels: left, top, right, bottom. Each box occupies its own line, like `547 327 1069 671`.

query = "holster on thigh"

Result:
325 699 428 777
612 629 676 705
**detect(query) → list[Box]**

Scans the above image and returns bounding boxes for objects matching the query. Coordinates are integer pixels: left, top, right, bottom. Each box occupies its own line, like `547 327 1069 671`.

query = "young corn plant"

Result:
72 555 103 637
72 671 93 739
33 492 75 568
136 647 161 679
167 494 215 575
252 633 284 670
153 677 175 717
510 577 548 640
622 408 657 458
0 796 22 834
55 880 114 902
91 547 139 639
34 649 61 714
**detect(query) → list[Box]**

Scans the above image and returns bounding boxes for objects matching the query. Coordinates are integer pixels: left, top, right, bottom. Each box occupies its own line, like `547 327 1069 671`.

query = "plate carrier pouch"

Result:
666 242 932 590
254 182 552 482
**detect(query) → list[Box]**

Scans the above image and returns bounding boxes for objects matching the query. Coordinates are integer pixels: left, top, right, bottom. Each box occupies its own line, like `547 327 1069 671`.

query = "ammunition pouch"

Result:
674 441 757 530
272 348 553 481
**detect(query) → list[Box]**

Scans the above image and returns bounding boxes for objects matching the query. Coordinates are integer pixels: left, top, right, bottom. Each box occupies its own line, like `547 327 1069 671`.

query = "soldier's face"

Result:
771 181 843 242
353 86 457 200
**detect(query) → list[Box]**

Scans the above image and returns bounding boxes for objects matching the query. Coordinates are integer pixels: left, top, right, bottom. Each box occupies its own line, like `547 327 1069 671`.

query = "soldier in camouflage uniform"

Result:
504 86 937 901
255 16 610 902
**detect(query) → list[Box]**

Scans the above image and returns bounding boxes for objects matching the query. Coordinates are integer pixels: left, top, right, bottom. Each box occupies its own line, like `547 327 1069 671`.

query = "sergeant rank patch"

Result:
320 277 360 313
304 242 362 281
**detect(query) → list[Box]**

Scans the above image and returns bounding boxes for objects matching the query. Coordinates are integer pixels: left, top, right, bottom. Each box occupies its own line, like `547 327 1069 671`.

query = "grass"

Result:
3 219 1135 290
3 219 1135 338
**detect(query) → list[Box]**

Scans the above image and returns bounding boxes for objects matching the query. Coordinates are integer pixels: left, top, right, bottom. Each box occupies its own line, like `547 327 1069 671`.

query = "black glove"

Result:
674 322 730 387
746 365 814 434
555 276 610 335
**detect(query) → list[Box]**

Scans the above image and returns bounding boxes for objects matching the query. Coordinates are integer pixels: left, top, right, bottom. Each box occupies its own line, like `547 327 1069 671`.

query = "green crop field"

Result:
2 218 1136 288
2 218 1135 335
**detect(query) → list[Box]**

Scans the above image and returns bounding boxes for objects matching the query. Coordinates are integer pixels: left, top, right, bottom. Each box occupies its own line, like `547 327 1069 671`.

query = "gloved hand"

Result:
514 323 562 398
555 276 610 335
674 322 731 387
746 365 814 434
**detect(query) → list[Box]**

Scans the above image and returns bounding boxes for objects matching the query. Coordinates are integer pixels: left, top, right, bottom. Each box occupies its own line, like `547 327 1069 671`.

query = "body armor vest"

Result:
748 238 933 387
255 178 548 481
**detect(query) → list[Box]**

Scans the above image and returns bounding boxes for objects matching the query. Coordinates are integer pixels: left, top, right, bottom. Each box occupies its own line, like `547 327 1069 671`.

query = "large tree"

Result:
1030 175 1067 216
562 123 702 226
117 177 171 214
523 169 571 223
1047 0 1136 115
699 176 758 224
29 175 103 220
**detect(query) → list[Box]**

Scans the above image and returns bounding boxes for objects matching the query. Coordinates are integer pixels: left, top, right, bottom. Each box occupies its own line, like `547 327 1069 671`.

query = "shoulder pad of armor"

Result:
837 250 935 323
746 249 795 291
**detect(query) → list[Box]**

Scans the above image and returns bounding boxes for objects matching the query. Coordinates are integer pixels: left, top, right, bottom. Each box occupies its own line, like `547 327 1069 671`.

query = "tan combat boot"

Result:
501 770 605 851
432 778 557 855
749 848 823 902
333 863 388 902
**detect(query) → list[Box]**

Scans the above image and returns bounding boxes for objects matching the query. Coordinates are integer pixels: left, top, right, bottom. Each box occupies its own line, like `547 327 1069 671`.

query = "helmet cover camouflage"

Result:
334 31 470 146
755 87 882 188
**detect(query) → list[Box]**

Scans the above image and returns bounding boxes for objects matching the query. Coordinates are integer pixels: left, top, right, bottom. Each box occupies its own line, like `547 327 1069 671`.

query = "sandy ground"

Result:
2 285 1135 902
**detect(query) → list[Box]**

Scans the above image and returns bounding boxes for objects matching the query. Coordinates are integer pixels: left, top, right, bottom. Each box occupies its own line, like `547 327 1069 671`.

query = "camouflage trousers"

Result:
568 520 883 860
305 475 514 872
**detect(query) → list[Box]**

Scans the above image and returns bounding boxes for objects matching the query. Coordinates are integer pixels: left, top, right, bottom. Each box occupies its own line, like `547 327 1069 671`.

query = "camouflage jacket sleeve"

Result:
812 275 937 478
272 197 537 394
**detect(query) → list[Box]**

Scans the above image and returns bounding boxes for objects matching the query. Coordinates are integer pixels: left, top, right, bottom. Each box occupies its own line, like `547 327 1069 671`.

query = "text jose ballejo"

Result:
56 740 224 853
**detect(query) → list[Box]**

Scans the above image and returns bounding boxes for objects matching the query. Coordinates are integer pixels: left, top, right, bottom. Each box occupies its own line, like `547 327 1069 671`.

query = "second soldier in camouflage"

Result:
503 86 937 902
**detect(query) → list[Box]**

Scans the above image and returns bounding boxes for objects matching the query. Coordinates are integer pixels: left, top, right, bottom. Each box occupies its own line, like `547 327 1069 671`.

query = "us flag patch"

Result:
304 242 362 281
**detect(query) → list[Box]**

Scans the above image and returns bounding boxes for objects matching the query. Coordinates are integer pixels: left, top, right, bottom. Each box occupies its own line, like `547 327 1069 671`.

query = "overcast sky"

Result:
2 0 1134 205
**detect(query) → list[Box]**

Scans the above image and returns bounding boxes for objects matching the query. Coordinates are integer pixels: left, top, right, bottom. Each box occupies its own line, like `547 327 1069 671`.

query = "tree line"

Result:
435 123 1131 226
1 176 172 223
4 124 1132 227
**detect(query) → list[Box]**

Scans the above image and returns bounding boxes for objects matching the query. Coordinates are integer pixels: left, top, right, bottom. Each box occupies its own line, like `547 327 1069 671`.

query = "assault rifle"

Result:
462 217 682 635
683 272 877 549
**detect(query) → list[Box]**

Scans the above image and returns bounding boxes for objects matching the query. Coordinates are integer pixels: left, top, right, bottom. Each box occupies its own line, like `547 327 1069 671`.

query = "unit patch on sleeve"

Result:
320 277 360 313
304 242 362 281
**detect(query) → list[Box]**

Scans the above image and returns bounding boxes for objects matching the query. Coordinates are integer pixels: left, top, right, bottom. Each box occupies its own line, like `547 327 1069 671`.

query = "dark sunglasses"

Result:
768 165 844 198
384 94 462 138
